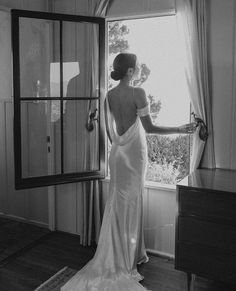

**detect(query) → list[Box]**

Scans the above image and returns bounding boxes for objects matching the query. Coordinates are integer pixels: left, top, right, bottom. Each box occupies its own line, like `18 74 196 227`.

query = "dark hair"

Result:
111 53 137 81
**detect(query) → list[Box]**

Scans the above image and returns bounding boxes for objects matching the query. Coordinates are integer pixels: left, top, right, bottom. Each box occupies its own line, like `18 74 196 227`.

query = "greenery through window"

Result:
107 16 192 185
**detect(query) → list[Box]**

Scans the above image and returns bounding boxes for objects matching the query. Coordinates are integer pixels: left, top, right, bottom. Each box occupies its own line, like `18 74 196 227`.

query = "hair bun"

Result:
111 70 123 81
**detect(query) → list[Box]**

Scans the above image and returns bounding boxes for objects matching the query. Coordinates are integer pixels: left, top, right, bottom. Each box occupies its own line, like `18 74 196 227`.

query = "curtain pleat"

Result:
79 0 113 246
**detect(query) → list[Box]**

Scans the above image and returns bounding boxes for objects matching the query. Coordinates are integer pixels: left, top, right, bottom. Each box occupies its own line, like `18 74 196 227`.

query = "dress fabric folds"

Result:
61 98 149 291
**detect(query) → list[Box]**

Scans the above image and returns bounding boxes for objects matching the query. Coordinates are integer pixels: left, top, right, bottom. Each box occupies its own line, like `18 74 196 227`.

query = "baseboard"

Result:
0 212 49 229
146 248 174 260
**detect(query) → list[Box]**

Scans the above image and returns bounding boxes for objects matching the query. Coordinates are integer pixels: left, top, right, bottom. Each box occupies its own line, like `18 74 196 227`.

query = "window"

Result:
107 16 192 185
12 9 105 189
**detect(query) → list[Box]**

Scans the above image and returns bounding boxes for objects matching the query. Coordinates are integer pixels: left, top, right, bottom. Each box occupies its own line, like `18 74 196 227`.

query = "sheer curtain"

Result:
176 0 215 171
63 20 100 245
79 0 113 246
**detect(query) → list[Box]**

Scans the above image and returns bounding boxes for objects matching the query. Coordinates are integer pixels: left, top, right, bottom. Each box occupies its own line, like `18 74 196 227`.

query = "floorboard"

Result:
0 217 50 262
0 218 235 291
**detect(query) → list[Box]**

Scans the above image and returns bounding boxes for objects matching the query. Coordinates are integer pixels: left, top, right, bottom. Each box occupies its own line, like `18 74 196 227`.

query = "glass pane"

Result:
63 99 99 173
19 18 60 98
62 21 99 98
21 100 61 177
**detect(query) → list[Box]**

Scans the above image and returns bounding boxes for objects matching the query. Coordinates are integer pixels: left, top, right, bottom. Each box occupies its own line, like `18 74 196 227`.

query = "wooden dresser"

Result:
175 169 236 290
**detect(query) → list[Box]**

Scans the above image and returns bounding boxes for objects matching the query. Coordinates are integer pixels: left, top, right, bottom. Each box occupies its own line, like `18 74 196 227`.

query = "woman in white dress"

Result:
61 53 197 291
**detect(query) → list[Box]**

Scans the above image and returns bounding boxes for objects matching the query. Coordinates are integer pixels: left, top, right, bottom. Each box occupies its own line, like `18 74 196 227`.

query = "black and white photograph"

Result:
0 0 235 290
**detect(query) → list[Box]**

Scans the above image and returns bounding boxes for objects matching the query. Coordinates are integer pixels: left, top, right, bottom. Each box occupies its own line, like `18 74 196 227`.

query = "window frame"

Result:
12 9 106 189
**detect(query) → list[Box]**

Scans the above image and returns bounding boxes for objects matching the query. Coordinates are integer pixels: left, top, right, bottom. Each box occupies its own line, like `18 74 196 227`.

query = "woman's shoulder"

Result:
107 86 146 105
133 86 145 95
133 87 147 108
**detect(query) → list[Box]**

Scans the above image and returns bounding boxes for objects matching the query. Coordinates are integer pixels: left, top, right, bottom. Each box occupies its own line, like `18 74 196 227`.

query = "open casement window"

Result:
12 9 105 189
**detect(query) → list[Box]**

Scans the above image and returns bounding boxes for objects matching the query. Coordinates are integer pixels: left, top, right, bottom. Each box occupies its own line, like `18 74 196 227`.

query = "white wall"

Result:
0 100 48 227
0 0 50 227
209 0 236 169
107 0 175 19
0 0 50 11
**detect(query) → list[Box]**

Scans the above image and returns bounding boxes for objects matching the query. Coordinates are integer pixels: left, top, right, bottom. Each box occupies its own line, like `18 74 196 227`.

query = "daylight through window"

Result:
107 16 192 185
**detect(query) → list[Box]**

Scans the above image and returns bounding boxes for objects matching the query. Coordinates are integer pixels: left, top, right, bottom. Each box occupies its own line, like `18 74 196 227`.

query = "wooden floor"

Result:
0 218 235 291
0 217 50 263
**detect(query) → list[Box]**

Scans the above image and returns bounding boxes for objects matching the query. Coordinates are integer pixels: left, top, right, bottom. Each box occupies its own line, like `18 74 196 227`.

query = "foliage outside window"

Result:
107 18 192 185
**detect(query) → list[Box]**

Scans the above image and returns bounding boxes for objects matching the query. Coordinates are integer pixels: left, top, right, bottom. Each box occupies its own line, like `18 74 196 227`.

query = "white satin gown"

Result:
61 98 150 291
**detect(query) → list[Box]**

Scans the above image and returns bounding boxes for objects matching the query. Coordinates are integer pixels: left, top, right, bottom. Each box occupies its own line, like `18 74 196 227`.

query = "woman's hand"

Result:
179 122 198 134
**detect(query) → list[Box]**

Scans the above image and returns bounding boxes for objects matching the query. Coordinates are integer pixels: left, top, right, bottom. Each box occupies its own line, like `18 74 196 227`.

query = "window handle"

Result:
86 108 98 132
191 112 208 141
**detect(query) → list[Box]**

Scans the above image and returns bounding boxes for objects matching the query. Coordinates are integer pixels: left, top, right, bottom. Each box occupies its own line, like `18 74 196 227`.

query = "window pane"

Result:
21 100 61 177
19 17 60 98
12 9 105 189
62 21 99 98
63 99 99 173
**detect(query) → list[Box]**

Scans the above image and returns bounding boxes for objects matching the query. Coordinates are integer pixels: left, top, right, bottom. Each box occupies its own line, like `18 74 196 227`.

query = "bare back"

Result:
108 85 137 136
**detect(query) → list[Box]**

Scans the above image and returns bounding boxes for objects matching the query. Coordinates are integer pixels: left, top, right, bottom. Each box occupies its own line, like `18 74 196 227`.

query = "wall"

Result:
0 99 49 226
0 0 49 11
107 0 175 19
209 0 236 169
0 0 50 227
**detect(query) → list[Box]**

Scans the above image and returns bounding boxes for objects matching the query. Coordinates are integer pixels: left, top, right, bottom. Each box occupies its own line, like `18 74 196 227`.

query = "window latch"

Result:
86 108 98 132
191 112 208 141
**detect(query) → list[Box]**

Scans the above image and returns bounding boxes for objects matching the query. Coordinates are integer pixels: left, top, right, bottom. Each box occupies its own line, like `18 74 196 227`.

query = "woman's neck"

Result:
119 77 132 87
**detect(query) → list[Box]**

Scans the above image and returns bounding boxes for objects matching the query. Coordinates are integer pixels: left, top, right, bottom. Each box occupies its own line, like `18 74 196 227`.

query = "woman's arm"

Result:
135 87 197 135
140 115 197 135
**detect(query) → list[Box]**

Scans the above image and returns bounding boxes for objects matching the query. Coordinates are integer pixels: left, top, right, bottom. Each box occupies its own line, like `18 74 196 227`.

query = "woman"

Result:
61 53 196 291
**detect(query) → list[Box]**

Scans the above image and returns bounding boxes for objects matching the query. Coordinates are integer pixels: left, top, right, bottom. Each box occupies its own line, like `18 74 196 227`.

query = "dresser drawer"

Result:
178 188 236 222
177 216 236 252
175 242 236 284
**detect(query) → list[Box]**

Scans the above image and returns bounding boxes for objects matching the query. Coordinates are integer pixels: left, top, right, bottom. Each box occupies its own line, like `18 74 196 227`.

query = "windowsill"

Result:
102 176 176 192
144 180 176 192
